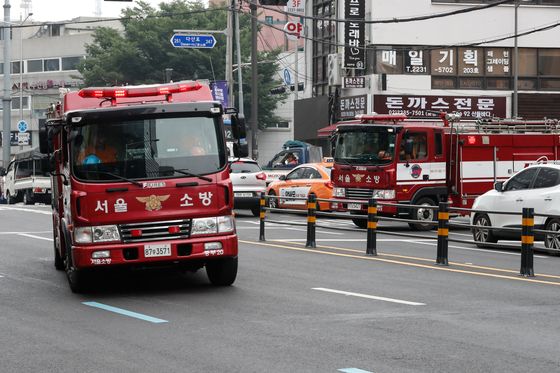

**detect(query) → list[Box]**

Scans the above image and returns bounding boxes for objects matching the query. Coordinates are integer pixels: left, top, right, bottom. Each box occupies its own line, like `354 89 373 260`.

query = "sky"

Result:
7 0 207 22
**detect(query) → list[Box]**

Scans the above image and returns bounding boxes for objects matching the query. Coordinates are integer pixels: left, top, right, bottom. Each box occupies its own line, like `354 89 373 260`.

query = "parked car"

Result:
471 163 560 251
229 158 267 216
266 162 333 211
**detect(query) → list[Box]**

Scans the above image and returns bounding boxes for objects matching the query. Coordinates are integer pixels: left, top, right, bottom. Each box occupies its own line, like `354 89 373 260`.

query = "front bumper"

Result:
332 199 407 217
72 234 238 269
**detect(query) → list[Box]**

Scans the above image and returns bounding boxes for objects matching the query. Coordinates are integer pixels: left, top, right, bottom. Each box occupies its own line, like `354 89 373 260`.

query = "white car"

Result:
229 158 267 217
471 163 560 251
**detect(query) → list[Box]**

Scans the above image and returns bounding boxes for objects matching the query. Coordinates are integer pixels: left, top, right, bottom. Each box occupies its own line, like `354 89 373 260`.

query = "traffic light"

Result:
270 86 287 95
259 0 289 5
289 82 304 92
327 53 341 86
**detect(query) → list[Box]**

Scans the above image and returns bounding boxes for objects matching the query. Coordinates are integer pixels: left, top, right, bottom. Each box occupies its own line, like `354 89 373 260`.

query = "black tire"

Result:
23 190 33 205
352 218 367 229
251 207 260 217
544 218 560 252
53 226 64 271
267 191 277 209
409 197 437 231
65 240 90 293
472 213 497 248
206 257 238 286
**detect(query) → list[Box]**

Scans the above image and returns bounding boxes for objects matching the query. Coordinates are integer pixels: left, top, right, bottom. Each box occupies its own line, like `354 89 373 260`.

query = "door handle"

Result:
516 198 523 202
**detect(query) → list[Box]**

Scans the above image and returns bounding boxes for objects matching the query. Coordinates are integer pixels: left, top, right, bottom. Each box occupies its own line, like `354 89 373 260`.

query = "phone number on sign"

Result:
387 109 437 117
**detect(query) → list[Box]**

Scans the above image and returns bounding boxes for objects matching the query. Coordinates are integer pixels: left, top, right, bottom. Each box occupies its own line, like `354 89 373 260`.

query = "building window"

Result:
27 59 43 73
11 61 21 74
62 56 83 71
11 96 29 110
44 58 60 72
265 16 273 24
432 0 560 4
263 121 290 129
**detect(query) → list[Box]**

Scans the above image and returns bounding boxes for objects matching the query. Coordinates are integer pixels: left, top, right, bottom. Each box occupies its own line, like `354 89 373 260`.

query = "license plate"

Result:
144 243 171 258
234 192 253 197
348 203 362 210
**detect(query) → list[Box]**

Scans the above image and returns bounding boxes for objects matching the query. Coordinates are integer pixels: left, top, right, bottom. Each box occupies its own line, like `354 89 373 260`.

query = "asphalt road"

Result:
1 204 560 372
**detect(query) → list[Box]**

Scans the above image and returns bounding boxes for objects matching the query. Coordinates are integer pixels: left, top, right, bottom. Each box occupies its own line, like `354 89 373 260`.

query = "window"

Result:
518 48 537 76
434 132 443 156
265 16 273 24
12 97 30 110
533 168 560 188
11 61 21 74
263 121 290 129
230 161 261 174
286 168 305 180
44 58 60 72
27 59 43 73
539 49 560 76
62 56 83 71
504 168 538 191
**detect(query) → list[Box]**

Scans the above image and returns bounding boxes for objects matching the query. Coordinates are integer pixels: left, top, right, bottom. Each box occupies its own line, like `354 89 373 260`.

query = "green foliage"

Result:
78 0 286 128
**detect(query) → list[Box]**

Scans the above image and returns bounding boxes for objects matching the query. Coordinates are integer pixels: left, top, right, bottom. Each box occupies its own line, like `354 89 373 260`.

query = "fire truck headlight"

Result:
92 225 121 243
191 217 218 235
74 227 93 243
372 189 396 200
333 187 345 197
217 215 235 233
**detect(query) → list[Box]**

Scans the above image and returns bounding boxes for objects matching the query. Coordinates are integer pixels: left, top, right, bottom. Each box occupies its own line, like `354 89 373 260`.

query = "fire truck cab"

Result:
330 113 560 230
39 81 248 292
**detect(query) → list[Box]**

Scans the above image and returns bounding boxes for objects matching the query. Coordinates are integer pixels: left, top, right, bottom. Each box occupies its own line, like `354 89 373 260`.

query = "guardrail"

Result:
256 193 560 278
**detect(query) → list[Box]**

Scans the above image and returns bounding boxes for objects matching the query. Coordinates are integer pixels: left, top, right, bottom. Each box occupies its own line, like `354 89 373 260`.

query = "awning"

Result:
317 124 338 138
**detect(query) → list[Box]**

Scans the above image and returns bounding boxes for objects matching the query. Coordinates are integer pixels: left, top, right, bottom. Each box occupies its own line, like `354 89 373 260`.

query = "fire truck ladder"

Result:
456 118 560 134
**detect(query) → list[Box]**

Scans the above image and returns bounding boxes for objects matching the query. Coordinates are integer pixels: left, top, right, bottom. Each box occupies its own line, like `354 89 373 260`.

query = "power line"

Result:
242 0 513 25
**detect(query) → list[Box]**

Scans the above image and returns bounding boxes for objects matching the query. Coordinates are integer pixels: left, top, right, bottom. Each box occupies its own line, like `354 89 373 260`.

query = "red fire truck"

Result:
39 80 248 292
329 113 560 229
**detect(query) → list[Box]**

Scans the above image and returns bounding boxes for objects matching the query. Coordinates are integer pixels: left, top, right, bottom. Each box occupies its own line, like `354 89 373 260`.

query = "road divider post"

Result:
259 192 266 241
520 207 535 277
305 194 317 248
436 202 449 266
366 198 378 256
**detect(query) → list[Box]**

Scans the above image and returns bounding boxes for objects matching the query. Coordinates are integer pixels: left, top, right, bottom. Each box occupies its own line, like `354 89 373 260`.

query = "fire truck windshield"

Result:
333 128 396 165
71 116 226 182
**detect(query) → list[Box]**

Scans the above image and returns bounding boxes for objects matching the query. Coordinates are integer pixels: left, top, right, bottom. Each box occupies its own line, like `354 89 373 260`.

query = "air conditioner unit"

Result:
327 53 341 86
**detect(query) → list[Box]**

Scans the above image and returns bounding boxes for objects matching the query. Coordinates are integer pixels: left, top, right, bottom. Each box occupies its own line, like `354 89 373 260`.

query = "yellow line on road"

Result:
240 240 560 286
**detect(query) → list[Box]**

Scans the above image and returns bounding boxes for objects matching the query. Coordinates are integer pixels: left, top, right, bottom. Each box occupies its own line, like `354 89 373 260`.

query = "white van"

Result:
2 148 51 205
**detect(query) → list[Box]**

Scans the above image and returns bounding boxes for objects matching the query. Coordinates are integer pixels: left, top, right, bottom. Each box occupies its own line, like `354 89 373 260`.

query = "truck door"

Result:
397 130 430 186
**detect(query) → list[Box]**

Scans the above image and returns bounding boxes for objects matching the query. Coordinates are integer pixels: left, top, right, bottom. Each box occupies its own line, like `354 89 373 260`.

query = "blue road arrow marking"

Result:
82 302 168 323
338 369 373 373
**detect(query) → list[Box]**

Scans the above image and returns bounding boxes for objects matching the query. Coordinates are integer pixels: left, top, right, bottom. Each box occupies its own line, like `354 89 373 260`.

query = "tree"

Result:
78 0 286 129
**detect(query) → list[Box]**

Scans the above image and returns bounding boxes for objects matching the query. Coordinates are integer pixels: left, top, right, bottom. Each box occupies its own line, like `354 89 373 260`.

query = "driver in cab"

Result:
77 132 118 165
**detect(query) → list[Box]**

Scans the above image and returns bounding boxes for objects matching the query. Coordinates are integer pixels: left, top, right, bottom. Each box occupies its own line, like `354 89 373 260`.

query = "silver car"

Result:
229 158 267 216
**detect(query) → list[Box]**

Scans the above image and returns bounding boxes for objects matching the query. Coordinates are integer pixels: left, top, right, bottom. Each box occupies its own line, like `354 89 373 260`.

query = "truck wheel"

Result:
23 191 33 205
409 197 436 231
352 218 367 229
472 213 497 248
544 218 560 252
267 191 277 209
206 257 238 286
65 242 90 293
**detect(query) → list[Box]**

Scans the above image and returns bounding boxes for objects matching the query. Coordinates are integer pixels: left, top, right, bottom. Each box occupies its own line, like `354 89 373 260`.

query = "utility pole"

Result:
234 0 244 116
2 0 11 168
250 0 258 160
225 0 233 106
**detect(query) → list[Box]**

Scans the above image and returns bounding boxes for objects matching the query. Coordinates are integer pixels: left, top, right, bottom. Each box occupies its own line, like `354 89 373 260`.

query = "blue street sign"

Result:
17 120 28 133
283 68 292 85
170 34 217 49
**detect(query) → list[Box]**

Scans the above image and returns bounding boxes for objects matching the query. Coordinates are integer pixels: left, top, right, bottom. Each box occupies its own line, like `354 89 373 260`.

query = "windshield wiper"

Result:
82 169 143 187
171 168 212 182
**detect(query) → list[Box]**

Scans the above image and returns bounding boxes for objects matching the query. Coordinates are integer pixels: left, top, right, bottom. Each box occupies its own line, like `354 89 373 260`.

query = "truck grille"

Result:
345 188 373 200
119 219 191 243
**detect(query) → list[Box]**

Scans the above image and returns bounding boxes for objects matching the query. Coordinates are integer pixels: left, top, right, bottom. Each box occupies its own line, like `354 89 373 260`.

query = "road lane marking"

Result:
0 207 52 215
240 240 560 286
270 238 434 242
411 240 549 258
18 233 53 241
0 231 51 235
82 302 168 323
313 287 425 306
338 368 373 373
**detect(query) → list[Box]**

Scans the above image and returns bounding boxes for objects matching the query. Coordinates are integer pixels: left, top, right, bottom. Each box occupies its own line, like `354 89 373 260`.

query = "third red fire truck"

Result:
329 113 560 229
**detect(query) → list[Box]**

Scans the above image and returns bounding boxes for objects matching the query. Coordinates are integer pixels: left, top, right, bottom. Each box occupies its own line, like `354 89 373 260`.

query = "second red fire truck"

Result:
39 80 248 292
329 113 560 230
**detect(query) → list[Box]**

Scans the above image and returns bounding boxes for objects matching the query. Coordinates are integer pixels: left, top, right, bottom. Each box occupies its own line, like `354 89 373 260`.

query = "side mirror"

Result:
231 114 248 158
39 121 52 154
278 175 286 181
494 181 503 192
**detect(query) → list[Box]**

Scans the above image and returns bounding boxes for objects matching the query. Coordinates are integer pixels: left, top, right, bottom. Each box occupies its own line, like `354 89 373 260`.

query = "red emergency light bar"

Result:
77 81 203 100
355 114 408 123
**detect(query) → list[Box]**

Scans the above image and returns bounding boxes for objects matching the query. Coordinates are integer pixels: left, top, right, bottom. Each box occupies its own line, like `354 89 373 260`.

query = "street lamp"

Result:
513 0 531 119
